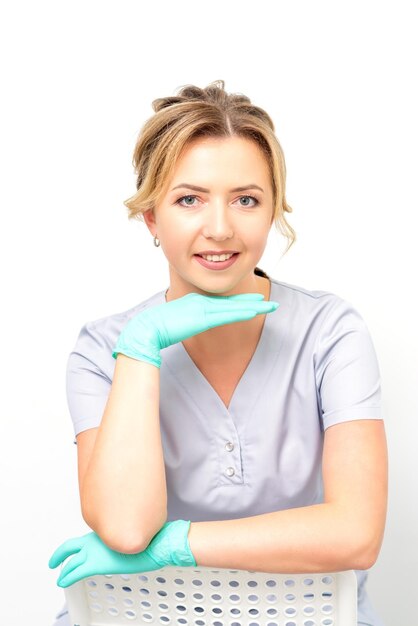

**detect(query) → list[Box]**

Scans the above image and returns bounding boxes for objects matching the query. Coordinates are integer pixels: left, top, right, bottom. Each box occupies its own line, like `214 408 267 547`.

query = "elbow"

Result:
81 506 168 555
348 530 384 571
351 549 379 571
355 542 382 571
332 501 386 571
98 530 149 555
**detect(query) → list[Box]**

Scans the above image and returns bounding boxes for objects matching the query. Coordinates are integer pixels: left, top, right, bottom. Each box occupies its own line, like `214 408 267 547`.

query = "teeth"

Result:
201 253 234 262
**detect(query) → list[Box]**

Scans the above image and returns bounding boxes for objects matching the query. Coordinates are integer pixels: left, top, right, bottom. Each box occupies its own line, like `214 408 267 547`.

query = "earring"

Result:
153 234 160 247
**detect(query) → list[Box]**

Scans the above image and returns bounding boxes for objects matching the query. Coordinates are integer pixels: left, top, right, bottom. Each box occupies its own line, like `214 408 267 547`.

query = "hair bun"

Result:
152 81 236 113
152 96 185 113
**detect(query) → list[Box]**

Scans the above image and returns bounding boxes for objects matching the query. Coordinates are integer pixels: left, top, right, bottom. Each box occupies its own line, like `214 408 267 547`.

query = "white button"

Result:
225 442 234 451
226 467 235 477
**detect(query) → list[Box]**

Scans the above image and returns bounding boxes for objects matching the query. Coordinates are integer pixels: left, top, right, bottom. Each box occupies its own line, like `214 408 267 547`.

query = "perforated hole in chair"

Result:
64 566 357 626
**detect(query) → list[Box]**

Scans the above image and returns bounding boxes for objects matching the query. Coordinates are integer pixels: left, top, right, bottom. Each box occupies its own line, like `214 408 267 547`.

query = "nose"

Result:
202 201 234 241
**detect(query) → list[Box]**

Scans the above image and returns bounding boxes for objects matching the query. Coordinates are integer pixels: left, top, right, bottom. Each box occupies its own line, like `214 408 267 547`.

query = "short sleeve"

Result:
314 297 382 430
66 321 114 441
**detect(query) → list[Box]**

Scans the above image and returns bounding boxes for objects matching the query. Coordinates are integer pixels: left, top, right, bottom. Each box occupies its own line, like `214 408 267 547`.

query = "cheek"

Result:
160 233 190 264
245 226 270 250
161 219 196 250
162 241 182 261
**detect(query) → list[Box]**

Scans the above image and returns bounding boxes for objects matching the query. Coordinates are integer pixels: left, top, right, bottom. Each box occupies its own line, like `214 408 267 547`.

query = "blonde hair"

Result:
124 80 296 255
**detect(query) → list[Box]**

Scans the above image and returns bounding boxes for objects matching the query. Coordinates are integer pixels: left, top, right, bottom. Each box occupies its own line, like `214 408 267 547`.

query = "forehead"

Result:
170 136 270 184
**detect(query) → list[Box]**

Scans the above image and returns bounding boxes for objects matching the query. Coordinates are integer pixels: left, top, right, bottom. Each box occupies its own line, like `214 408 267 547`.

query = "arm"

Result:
80 293 278 554
76 294 278 555
79 355 167 554
188 419 388 572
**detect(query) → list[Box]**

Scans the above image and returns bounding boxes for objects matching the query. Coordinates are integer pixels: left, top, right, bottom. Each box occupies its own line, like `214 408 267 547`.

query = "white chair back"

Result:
64 566 358 626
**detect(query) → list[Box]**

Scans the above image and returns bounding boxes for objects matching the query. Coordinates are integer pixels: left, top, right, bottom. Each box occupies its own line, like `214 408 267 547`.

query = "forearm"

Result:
188 502 375 573
81 355 167 553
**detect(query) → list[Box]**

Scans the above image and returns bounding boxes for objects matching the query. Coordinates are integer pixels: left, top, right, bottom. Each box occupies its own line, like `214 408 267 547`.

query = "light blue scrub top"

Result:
60 276 385 626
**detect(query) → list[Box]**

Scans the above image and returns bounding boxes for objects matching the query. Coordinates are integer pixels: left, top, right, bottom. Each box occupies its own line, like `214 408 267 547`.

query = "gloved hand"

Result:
112 292 279 366
48 519 196 588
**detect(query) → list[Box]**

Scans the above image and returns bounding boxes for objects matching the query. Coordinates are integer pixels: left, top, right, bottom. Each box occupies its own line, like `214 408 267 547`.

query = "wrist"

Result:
111 355 161 399
112 345 162 367
114 355 162 382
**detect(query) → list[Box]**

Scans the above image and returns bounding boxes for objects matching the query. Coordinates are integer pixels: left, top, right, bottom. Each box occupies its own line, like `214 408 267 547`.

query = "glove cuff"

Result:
170 520 197 567
148 520 197 568
112 340 162 368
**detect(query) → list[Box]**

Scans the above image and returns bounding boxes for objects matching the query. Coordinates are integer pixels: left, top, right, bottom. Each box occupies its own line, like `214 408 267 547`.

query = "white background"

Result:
1 1 416 624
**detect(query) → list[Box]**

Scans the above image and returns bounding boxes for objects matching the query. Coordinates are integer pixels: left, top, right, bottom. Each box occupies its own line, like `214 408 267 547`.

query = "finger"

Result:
48 536 85 569
261 301 280 311
208 310 258 325
208 301 279 324
57 550 87 584
58 561 93 588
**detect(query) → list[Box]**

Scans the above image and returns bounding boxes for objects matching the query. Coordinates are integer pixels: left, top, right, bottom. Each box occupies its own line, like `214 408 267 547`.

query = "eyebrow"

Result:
171 183 264 193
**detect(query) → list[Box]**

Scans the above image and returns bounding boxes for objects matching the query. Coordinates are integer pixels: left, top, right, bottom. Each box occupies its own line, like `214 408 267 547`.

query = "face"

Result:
143 135 274 299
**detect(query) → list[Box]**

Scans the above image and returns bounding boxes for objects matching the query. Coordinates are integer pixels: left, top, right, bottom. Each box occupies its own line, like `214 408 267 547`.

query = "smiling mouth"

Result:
193 253 240 270
195 253 239 260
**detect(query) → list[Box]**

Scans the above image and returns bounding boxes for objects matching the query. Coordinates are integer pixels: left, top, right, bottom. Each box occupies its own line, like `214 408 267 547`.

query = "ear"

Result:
143 209 157 236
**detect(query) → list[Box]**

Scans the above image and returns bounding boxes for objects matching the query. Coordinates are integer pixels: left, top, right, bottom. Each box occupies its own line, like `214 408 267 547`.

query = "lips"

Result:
194 253 240 270
196 250 238 256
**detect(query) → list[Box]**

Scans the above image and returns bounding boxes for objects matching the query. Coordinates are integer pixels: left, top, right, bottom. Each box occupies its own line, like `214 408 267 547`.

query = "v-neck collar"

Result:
161 281 284 421
178 307 272 409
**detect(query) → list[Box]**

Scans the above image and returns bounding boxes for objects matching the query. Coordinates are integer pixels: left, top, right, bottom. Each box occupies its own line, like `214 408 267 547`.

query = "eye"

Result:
237 195 259 207
175 195 198 207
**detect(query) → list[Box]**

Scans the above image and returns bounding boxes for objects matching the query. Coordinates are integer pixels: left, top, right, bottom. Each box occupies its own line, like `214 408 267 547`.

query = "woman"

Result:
49 80 388 626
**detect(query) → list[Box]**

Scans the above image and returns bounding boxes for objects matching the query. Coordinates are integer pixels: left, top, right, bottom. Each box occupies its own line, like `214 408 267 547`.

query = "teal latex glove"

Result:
48 520 196 588
112 292 280 366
